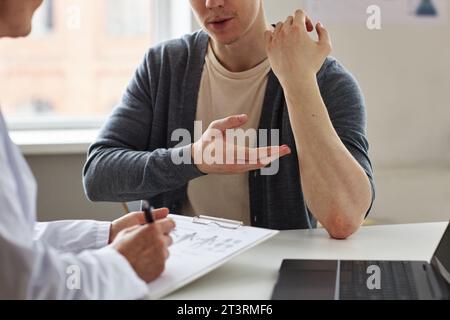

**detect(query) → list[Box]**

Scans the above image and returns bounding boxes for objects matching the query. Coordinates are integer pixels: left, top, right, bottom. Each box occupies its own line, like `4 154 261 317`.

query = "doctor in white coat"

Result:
0 0 175 300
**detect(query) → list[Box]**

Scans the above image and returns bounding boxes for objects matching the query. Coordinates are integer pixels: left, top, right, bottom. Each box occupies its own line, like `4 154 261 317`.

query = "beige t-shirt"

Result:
182 43 271 225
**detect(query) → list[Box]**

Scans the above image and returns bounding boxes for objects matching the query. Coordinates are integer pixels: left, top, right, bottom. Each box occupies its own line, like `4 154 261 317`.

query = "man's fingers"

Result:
274 21 283 35
233 146 256 162
292 9 314 32
284 15 294 27
293 9 307 30
221 162 267 173
233 151 290 171
152 207 169 220
234 145 291 162
210 114 248 131
258 147 292 166
256 145 291 159
220 146 291 173
316 22 331 47
230 146 291 172
237 163 268 172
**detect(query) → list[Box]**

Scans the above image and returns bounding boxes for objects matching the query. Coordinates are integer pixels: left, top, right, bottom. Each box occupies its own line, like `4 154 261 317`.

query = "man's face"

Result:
190 0 262 45
0 0 43 37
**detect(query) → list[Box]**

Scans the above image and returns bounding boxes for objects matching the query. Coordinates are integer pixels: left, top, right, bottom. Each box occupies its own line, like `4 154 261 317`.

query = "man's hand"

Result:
192 114 291 174
109 208 169 243
265 10 332 91
110 217 175 283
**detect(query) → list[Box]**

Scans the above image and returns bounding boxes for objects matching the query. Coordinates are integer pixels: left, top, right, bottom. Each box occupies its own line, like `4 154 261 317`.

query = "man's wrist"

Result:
283 75 326 116
280 72 318 96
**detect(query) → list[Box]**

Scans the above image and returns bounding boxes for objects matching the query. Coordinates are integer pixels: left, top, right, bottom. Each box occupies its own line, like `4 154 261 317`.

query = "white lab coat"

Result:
0 112 148 299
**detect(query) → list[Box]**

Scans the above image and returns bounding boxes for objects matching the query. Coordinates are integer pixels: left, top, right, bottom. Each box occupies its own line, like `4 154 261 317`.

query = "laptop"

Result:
271 222 450 300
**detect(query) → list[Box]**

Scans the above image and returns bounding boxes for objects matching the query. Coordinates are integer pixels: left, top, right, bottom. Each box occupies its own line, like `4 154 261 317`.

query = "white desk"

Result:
165 222 448 300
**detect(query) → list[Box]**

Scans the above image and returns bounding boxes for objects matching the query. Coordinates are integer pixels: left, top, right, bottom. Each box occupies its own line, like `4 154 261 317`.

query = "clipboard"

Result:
145 214 278 299
192 215 244 230
139 199 243 230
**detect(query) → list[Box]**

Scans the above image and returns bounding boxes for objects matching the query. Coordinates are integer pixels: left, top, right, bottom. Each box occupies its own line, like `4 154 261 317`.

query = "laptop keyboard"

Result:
339 261 418 300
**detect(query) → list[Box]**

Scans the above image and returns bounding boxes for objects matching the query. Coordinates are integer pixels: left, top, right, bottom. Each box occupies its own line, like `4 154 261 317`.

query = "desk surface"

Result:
165 222 448 300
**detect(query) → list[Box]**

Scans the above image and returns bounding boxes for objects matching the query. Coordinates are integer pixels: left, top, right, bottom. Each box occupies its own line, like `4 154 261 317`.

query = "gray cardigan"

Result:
83 30 375 230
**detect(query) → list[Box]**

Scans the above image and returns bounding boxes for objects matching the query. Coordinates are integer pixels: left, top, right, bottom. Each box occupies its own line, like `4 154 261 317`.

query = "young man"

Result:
0 0 175 299
84 0 375 239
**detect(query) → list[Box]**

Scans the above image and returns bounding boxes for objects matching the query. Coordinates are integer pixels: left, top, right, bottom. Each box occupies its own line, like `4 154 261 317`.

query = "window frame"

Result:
4 0 193 132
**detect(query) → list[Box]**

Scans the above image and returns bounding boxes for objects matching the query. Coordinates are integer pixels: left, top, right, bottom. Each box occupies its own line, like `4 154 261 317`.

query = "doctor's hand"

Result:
109 207 169 243
265 10 332 91
191 114 291 174
110 217 175 283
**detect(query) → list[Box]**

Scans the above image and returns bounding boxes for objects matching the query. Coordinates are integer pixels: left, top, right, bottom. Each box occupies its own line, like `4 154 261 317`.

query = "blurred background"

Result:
0 0 448 225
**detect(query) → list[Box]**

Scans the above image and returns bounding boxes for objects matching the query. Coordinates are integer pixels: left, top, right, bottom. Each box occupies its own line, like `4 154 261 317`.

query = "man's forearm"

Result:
83 144 204 202
283 76 372 239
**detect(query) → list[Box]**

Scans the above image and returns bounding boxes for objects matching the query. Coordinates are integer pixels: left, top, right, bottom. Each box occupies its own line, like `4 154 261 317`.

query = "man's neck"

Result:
210 9 271 73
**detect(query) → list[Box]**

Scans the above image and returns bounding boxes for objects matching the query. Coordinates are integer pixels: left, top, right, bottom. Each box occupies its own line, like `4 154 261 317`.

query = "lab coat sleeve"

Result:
0 121 149 299
34 220 111 253
0 233 149 300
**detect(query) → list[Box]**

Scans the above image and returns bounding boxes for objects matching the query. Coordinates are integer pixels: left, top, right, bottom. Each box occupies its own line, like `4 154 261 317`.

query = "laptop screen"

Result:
432 222 450 284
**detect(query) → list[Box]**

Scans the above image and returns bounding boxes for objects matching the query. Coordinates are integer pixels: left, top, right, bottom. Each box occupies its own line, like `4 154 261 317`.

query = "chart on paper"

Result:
170 225 245 255
146 214 278 299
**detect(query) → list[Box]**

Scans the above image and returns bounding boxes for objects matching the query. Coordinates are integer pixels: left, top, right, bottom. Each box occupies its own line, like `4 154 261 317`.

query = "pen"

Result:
142 200 154 224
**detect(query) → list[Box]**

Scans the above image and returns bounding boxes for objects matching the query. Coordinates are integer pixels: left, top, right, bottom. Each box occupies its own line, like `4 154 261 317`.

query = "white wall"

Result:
27 154 123 222
31 0 450 225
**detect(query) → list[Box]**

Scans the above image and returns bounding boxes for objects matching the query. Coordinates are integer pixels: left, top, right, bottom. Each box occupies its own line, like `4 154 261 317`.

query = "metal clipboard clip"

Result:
192 215 243 230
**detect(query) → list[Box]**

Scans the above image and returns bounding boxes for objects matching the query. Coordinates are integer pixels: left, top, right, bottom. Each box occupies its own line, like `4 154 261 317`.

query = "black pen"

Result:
142 200 154 224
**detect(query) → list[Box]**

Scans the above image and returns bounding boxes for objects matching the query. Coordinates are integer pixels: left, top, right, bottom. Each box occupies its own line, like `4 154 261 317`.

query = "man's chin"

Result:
209 33 241 46
20 27 33 37
7 25 33 38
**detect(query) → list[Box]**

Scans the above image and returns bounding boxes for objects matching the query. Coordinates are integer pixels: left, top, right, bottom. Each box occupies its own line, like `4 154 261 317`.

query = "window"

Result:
31 0 54 36
0 0 192 130
107 0 152 36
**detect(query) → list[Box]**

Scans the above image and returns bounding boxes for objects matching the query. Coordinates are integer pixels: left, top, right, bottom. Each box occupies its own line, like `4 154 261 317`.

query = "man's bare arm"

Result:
265 10 372 239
